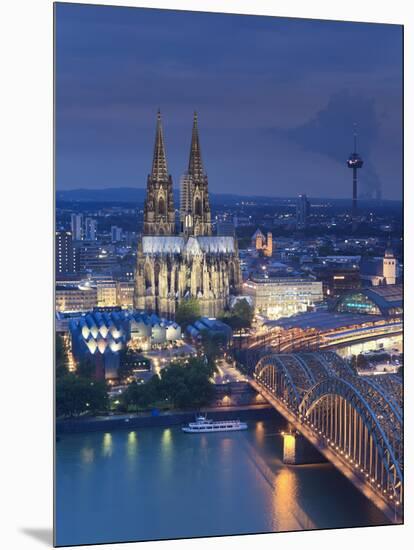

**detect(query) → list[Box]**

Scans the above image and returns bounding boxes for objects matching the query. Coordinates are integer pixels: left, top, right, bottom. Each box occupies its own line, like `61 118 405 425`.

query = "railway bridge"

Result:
249 351 403 523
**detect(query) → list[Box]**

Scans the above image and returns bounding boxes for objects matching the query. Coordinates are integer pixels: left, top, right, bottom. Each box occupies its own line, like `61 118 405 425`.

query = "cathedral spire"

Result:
151 110 168 182
143 111 175 236
180 112 212 237
188 111 205 182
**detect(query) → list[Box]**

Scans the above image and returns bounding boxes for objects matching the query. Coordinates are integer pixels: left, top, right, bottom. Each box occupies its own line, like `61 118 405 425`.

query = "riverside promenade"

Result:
56 403 277 434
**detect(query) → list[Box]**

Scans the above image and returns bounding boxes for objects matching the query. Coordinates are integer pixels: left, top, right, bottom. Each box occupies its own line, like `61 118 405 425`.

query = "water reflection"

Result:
255 421 265 444
56 420 390 547
161 428 172 452
127 431 138 460
81 447 94 464
102 433 113 457
272 467 315 531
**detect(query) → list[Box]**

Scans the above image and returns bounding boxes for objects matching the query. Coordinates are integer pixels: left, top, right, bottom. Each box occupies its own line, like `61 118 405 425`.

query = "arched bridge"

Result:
251 351 403 522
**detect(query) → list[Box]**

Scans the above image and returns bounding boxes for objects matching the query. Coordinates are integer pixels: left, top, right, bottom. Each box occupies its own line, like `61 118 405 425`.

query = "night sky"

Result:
55 3 403 199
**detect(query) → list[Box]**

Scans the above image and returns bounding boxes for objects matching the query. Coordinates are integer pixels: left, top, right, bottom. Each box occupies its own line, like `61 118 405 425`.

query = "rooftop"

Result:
263 311 386 332
142 235 235 255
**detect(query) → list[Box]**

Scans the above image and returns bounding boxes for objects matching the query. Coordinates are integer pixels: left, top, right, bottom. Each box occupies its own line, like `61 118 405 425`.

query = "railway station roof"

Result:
263 311 387 332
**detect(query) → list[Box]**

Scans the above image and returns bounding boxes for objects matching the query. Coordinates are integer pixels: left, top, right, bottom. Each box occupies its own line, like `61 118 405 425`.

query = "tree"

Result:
200 330 226 363
121 375 163 411
232 299 254 327
122 381 150 410
220 299 254 349
159 359 214 409
77 355 96 379
175 298 200 328
56 334 68 379
221 299 253 331
56 374 108 417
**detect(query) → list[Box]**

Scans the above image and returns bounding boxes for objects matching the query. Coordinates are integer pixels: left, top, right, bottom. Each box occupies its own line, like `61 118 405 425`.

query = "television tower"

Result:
347 126 363 232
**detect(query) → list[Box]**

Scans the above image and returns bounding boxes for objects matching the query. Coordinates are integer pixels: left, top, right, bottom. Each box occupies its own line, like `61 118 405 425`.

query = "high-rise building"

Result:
70 213 83 241
56 231 77 274
296 194 310 230
143 110 176 235
84 217 98 241
111 226 123 243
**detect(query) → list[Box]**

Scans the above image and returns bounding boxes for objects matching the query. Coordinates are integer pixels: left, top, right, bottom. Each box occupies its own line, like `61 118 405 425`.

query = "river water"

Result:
55 419 390 546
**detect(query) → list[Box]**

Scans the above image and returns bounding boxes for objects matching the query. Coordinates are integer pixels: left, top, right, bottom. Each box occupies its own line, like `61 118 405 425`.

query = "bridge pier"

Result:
282 430 327 465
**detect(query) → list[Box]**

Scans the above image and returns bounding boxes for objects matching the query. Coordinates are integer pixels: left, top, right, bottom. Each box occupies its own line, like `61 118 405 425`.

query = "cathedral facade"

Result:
134 111 241 318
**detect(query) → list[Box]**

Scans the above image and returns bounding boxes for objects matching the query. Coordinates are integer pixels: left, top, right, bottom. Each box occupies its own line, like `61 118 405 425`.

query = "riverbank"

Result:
56 404 279 434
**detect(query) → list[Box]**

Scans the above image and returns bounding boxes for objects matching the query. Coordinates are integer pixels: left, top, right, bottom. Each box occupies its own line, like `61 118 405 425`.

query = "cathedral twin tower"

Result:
143 110 212 238
134 111 241 318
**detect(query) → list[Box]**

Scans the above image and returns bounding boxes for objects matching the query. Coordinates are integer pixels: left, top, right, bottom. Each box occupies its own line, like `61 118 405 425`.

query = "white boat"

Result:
182 415 248 433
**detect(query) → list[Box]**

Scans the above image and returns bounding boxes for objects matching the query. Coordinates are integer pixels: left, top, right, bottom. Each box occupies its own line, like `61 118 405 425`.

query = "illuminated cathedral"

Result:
134 111 241 318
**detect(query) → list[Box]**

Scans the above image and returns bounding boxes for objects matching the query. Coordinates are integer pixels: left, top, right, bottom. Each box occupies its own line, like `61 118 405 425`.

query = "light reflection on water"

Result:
56 420 390 547
81 447 94 464
102 432 113 457
126 431 137 459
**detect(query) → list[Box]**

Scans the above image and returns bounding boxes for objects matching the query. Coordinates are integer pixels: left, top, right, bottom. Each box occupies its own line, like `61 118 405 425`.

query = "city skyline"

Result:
55 3 403 200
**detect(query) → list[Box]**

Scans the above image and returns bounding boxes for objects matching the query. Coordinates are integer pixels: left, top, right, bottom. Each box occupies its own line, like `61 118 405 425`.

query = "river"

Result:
55 418 390 546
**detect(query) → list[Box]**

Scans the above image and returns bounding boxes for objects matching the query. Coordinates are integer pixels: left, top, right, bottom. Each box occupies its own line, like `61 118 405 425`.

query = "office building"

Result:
243 274 323 319
84 217 98 241
55 284 98 312
296 194 310 230
111 226 123 243
70 213 83 241
56 231 77 274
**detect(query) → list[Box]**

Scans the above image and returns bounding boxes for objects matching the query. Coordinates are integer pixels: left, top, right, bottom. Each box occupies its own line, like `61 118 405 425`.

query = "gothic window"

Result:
158 197 166 216
229 262 236 287
195 197 202 217
154 262 161 291
144 263 152 290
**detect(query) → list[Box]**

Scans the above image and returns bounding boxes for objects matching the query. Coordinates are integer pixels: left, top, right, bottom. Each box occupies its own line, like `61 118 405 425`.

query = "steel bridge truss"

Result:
254 351 403 508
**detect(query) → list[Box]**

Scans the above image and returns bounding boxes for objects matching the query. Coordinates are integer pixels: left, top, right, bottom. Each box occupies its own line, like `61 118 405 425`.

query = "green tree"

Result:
232 299 254 327
122 382 150 410
200 330 226 363
220 299 254 349
56 374 108 417
221 299 253 331
56 333 68 379
159 359 214 409
121 375 163 411
175 298 201 328
77 355 96 379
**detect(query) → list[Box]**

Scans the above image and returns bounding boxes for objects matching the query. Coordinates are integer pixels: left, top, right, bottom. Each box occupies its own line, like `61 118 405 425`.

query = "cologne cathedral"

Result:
134 111 241 318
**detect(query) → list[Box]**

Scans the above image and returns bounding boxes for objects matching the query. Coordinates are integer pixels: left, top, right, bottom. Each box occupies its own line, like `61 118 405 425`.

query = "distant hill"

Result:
56 187 148 203
56 187 402 209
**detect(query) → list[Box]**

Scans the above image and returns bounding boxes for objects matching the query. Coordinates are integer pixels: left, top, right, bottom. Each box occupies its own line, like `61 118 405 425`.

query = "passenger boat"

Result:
182 415 248 433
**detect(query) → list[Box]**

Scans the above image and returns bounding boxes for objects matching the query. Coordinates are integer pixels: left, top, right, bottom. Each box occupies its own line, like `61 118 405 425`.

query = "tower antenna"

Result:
347 123 364 233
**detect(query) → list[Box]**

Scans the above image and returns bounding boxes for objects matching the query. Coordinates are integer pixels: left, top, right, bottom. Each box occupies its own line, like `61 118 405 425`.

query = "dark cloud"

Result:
284 90 382 196
55 3 402 199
